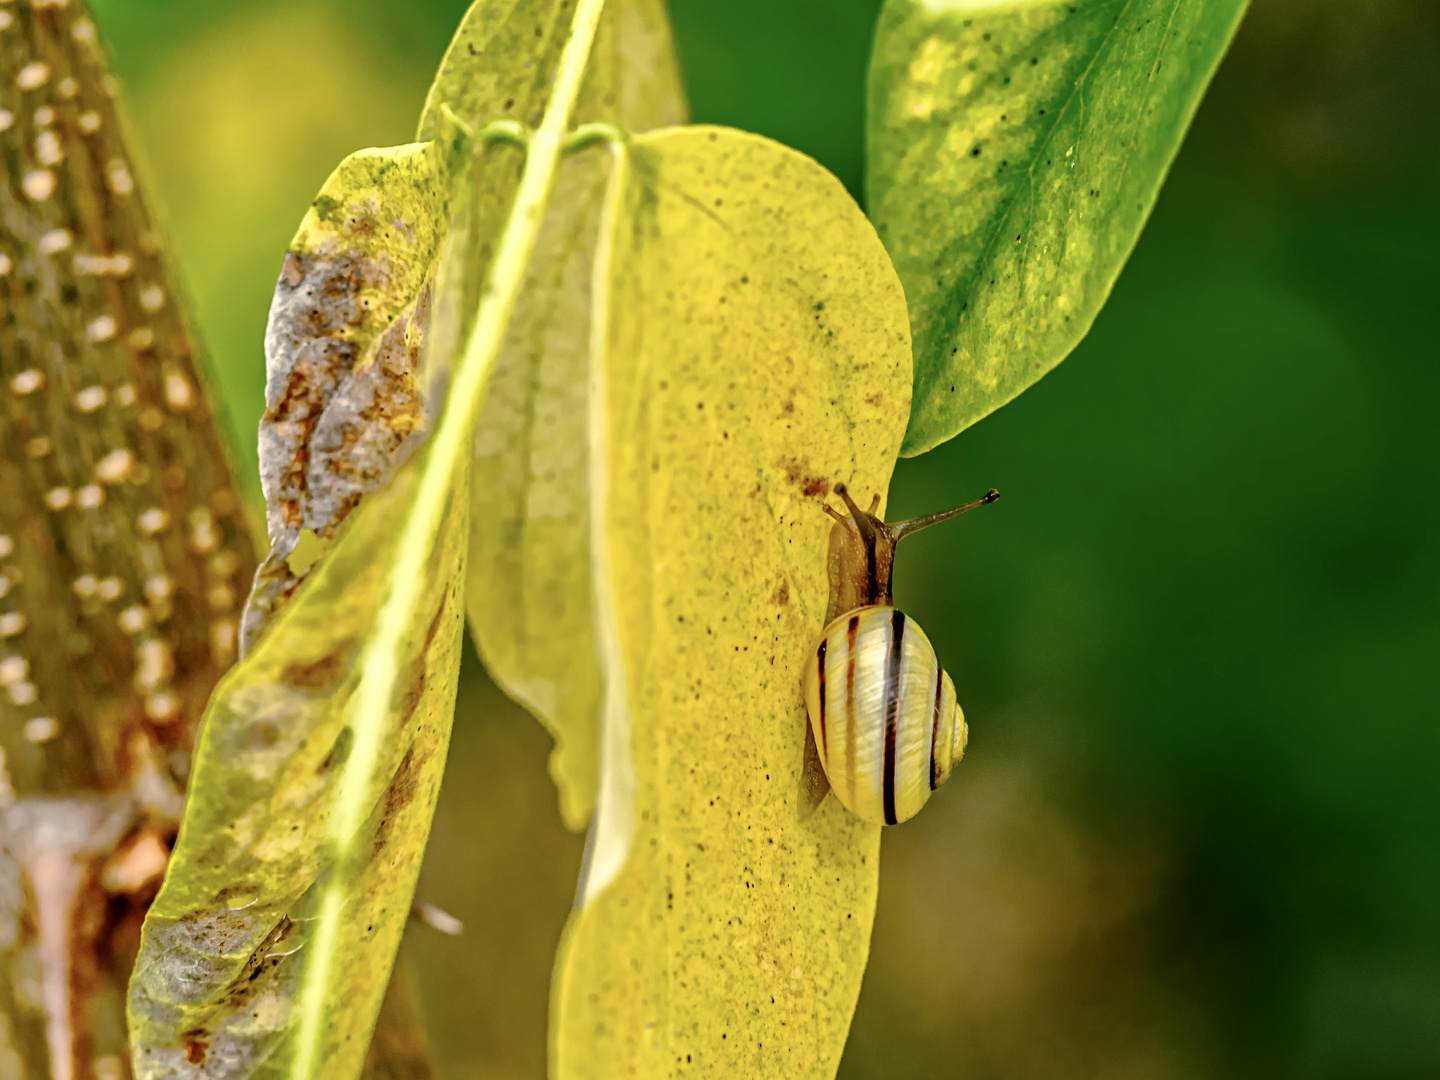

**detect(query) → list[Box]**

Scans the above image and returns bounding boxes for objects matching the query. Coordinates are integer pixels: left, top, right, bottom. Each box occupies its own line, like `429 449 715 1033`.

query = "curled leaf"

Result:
242 0 594 653
465 0 687 830
128 452 468 1080
133 0 619 1074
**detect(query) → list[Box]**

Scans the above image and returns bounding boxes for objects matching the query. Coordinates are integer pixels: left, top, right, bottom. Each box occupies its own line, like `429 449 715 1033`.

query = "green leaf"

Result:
127 447 469 1080
867 0 1249 455
416 0 574 139
466 0 687 831
551 126 911 1079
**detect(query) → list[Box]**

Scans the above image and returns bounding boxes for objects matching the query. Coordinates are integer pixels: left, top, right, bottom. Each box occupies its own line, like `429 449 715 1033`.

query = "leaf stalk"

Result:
564 121 626 154
480 118 532 149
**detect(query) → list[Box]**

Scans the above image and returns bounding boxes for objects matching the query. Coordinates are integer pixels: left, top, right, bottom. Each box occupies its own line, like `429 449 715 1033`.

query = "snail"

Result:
801 482 999 825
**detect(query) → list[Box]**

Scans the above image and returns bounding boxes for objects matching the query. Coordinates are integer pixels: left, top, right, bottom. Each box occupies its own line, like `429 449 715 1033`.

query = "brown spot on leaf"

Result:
280 640 357 693
394 581 457 729
778 456 829 498
280 251 304 288
318 726 353 774
212 916 296 1010
184 1037 208 1066
245 271 435 653
371 744 423 859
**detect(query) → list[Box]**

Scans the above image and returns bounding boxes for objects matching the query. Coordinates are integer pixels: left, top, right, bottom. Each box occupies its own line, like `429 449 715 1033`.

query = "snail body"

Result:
801 483 997 825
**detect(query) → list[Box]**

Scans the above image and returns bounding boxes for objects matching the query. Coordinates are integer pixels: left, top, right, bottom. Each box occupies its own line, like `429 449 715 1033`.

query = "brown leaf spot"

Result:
280 640 357 692
395 583 456 728
371 743 423 859
318 726 353 774
778 456 830 498
280 251 304 288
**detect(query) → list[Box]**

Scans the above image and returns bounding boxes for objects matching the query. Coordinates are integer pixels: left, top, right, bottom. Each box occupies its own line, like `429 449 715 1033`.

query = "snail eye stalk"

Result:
889 488 999 542
832 482 879 547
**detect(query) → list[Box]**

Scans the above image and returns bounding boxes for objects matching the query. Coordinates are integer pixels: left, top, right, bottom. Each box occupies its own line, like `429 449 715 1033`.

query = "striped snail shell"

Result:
802 482 998 825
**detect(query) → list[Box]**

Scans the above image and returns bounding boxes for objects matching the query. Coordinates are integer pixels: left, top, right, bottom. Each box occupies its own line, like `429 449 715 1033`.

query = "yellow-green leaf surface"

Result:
551 127 911 1079
127 448 468 1080
419 0 683 138
244 0 600 652
128 0 614 1072
416 0 573 138
467 0 687 830
868 0 1248 454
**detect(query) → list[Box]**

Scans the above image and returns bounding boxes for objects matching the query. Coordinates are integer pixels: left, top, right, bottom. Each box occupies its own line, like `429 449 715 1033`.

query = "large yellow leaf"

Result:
466 0 688 830
551 127 912 1079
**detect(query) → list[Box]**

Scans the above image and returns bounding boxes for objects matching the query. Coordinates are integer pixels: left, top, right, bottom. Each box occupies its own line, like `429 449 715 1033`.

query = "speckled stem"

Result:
0 2 258 1076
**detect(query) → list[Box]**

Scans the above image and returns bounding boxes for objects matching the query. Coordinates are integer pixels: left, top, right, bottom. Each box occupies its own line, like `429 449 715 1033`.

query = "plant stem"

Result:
287 1 610 1076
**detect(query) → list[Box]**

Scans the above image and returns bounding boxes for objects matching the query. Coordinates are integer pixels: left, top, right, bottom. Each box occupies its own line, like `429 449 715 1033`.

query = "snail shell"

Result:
803 605 966 825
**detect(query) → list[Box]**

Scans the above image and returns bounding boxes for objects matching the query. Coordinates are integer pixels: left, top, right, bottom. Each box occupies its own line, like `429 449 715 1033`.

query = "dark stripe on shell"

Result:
845 615 859 731
816 637 829 759
845 614 860 806
882 611 906 825
929 665 944 790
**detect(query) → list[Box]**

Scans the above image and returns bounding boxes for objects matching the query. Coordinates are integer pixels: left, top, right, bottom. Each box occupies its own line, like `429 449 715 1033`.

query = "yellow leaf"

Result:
551 126 912 1079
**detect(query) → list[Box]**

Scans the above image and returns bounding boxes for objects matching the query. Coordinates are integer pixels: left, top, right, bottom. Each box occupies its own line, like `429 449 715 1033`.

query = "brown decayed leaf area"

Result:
242 140 449 654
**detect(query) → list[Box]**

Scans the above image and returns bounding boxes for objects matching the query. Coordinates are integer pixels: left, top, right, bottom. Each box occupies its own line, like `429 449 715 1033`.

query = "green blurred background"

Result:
87 0 1440 1076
